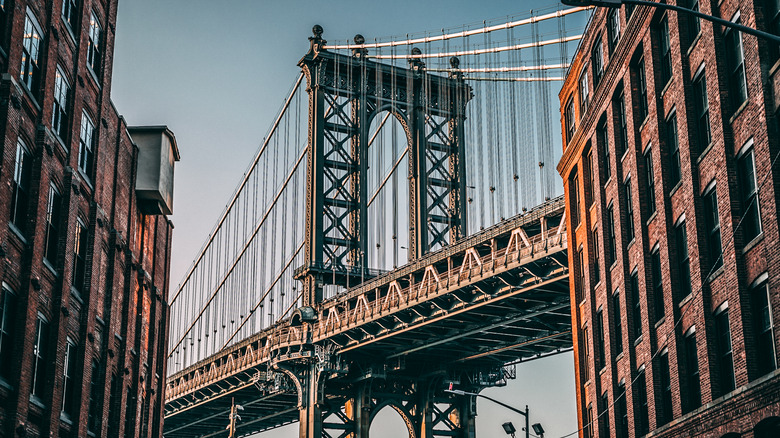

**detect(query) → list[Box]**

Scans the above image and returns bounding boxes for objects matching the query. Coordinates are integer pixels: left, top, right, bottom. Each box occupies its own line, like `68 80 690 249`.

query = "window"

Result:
616 381 628 438
44 185 63 265
565 96 576 143
613 289 623 356
73 219 88 292
666 112 681 188
88 360 102 434
598 116 611 181
599 391 610 438
675 219 691 301
592 228 601 284
651 248 665 321
608 9 621 52
107 373 120 437
20 9 43 94
684 328 701 412
11 138 33 232
577 245 585 302
0 1 7 48
31 316 49 399
686 0 701 43
79 111 96 179
607 203 617 265
583 326 591 382
659 350 673 424
571 170 580 227
659 15 672 88
645 147 656 215
87 12 102 76
703 185 723 271
596 308 606 370
635 368 649 435
53 67 70 141
0 285 16 380
592 37 604 88
62 0 78 32
725 14 748 112
624 177 634 241
630 271 641 341
715 306 735 395
587 148 596 206
634 56 648 121
615 89 628 156
752 281 777 376
62 339 77 416
585 404 594 438
738 145 762 243
580 71 590 113
692 68 711 151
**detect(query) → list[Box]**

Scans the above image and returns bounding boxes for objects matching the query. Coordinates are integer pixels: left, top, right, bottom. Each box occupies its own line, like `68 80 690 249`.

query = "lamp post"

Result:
445 389 535 438
562 0 780 44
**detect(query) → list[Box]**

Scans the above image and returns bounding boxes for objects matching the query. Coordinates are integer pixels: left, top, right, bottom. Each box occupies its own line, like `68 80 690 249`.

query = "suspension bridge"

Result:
163 6 589 437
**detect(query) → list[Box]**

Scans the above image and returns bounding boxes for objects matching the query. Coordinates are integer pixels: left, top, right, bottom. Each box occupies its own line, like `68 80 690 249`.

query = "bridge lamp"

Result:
560 0 780 44
502 421 517 437
532 423 545 437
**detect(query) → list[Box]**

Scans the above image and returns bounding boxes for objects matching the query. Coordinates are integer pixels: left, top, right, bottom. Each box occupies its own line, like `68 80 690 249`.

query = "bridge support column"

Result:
413 381 476 438
299 361 323 438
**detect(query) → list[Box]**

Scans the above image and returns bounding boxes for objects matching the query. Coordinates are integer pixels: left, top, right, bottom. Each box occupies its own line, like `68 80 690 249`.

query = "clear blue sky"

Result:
112 1 579 436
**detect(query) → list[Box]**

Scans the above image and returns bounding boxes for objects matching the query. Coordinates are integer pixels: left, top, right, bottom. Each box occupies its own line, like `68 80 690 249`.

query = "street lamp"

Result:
446 389 538 438
562 0 780 44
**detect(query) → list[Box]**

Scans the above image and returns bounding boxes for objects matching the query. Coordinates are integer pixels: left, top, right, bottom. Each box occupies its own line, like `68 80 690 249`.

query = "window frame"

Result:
675 216 692 301
692 65 711 152
724 11 748 113
684 326 701 412
651 245 665 321
624 176 635 242
72 218 88 293
0 283 16 381
666 110 682 188
62 0 79 34
10 138 33 233
658 14 673 88
87 10 103 78
703 182 723 272
737 141 762 244
644 145 656 215
613 288 624 357
44 184 63 266
630 269 641 341
20 8 43 95
751 277 777 376
715 304 735 395
79 111 96 181
53 66 71 143
62 337 77 417
31 314 49 400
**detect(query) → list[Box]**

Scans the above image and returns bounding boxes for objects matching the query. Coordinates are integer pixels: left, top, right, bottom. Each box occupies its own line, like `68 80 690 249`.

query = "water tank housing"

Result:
129 126 180 215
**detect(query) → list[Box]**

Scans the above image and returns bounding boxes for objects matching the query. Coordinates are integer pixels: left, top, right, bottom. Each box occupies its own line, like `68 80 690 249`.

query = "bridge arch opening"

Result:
369 401 415 438
366 108 411 272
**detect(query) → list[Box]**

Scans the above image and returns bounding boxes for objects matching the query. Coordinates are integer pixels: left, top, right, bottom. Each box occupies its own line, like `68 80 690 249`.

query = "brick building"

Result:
0 1 178 437
558 1 780 437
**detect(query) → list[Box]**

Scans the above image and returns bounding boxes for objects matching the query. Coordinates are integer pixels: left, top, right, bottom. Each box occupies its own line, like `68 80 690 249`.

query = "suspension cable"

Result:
322 6 590 50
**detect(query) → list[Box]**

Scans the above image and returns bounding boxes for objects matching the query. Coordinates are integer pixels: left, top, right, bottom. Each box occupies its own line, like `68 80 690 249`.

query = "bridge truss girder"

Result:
295 28 472 306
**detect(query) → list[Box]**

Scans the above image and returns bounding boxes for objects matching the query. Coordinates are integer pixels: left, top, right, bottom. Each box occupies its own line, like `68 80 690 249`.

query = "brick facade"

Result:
558 2 780 437
0 1 176 437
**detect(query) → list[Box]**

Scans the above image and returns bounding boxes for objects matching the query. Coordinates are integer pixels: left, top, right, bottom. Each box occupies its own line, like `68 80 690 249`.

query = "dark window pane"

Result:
704 187 723 271
752 283 777 376
645 148 656 215
684 331 701 412
667 114 681 188
659 16 672 87
738 148 762 243
613 290 623 356
0 286 16 380
716 309 735 394
675 220 691 301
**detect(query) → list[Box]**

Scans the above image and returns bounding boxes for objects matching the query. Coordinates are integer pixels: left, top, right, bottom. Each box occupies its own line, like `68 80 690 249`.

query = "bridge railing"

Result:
284 227 566 341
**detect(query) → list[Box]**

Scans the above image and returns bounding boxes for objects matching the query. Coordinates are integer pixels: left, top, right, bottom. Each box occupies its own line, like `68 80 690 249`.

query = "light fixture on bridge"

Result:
502 421 517 437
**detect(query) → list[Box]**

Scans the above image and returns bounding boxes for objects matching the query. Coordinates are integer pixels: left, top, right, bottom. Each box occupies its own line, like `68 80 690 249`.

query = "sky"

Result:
111 1 580 436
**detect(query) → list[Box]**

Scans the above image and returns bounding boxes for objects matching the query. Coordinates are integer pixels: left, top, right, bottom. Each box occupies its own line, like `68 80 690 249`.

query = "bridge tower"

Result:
295 25 472 306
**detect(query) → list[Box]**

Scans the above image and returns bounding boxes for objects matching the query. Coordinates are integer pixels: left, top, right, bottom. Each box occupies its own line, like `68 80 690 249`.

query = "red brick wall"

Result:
0 1 174 437
558 1 780 437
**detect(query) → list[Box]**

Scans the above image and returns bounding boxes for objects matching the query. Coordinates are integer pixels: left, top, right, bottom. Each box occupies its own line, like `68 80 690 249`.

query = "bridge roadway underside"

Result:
164 198 570 437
